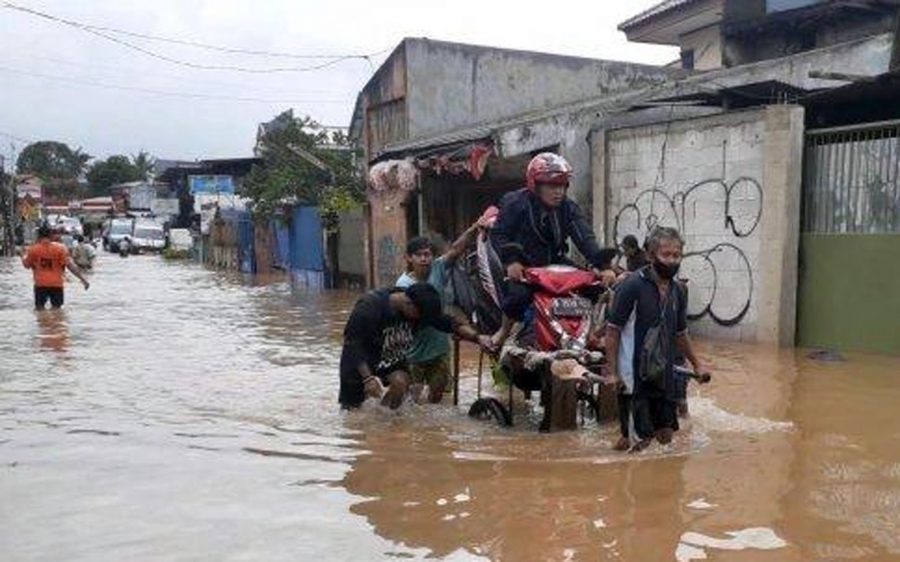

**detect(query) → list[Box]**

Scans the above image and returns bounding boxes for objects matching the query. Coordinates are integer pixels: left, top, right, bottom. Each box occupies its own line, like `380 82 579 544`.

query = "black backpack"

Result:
639 286 679 391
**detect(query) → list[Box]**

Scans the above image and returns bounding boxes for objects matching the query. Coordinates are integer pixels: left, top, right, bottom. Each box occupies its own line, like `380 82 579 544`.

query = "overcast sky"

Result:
0 0 676 166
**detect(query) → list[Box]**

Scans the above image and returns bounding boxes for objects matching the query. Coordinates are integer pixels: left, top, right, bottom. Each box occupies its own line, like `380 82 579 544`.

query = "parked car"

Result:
58 216 84 236
104 218 135 252
46 214 84 236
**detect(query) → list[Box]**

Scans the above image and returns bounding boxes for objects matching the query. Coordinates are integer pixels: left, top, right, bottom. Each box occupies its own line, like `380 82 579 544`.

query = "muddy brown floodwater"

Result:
2 253 900 561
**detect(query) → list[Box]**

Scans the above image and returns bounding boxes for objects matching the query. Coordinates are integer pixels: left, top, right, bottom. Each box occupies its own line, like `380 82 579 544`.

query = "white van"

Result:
131 221 167 253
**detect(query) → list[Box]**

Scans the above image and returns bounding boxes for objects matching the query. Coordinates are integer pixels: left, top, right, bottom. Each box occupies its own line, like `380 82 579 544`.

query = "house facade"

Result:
350 38 680 288
619 0 900 70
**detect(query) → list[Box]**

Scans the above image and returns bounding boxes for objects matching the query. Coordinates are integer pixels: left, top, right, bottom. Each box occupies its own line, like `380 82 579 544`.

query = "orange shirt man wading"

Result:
21 225 90 309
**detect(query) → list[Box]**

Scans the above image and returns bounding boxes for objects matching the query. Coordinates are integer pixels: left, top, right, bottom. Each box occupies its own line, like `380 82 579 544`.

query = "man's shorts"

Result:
374 362 409 385
409 354 450 387
34 287 64 309
631 394 679 440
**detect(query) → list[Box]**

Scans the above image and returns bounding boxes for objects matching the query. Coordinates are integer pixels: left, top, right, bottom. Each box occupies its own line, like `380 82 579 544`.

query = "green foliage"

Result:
16 141 91 180
85 152 157 196
86 155 142 196
243 111 363 229
16 141 91 201
163 247 191 260
132 150 156 181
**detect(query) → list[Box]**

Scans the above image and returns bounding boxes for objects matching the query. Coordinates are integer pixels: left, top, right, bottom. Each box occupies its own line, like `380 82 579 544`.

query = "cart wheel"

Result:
468 397 512 427
576 390 602 426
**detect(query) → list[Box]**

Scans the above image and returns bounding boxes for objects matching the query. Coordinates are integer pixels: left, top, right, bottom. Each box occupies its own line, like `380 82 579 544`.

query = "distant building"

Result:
619 0 900 70
155 157 261 230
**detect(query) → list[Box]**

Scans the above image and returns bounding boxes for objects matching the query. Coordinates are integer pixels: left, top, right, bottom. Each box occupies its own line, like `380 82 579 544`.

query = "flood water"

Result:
2 253 900 561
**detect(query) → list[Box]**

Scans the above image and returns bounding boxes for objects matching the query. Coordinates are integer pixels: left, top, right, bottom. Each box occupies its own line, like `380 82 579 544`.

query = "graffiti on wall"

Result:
613 177 763 326
376 234 402 288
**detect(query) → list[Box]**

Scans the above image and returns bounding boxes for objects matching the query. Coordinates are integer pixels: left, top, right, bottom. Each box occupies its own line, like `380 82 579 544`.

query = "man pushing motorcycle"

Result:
490 152 618 346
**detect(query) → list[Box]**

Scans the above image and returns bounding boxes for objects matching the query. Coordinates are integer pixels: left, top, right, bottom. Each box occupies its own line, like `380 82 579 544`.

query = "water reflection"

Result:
340 411 696 560
35 309 69 353
1 254 900 561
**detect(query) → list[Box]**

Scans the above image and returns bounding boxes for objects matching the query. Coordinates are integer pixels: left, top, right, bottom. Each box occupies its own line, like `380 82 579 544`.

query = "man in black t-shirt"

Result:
605 227 710 450
339 283 491 410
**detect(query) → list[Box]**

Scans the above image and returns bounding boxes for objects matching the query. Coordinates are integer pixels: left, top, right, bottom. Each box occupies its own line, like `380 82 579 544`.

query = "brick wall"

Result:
598 106 804 343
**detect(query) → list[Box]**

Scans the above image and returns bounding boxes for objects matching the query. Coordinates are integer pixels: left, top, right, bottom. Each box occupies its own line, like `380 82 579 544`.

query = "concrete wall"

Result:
489 33 887 223
368 189 411 289
404 39 676 141
360 45 408 158
717 32 892 87
593 105 804 344
495 110 598 211
337 208 366 282
682 24 724 70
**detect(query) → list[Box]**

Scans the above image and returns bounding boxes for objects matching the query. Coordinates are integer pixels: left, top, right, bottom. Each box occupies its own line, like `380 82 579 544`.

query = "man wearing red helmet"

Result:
491 152 617 341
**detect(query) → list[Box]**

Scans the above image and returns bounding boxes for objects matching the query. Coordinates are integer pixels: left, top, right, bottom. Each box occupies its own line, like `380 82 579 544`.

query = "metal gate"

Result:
803 119 900 234
797 119 900 355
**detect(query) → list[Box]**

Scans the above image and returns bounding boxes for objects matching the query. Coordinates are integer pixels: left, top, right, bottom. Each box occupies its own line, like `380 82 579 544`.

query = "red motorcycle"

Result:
450 230 609 431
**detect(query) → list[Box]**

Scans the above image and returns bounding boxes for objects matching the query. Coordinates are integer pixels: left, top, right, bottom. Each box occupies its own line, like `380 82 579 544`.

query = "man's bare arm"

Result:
606 325 623 388
441 222 481 265
676 333 707 373
65 258 90 290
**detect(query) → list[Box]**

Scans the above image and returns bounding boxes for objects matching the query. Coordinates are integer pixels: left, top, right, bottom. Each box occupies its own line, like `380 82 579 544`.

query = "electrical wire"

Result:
0 64 353 104
2 2 388 73
0 129 30 143
4 2 375 60
7 51 339 95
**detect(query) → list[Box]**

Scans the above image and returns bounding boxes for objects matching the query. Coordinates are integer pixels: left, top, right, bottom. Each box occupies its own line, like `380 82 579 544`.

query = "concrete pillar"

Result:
366 187 411 289
756 105 805 346
589 128 610 245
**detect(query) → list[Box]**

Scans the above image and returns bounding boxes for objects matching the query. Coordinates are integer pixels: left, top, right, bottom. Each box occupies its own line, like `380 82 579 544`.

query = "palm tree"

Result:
132 150 156 181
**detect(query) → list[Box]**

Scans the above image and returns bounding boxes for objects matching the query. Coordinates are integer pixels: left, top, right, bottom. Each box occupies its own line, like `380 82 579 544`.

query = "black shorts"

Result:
375 363 408 384
631 394 679 440
338 358 408 409
34 287 64 309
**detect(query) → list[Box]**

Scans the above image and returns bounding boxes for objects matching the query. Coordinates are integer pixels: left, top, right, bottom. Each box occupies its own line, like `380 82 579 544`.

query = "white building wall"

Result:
604 109 773 342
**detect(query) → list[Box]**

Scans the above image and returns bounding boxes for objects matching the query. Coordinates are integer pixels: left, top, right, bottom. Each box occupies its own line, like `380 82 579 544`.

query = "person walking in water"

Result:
605 227 709 451
21 224 90 309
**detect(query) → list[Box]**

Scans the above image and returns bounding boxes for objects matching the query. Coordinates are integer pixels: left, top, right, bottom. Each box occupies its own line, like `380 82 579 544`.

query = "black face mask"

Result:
653 261 680 280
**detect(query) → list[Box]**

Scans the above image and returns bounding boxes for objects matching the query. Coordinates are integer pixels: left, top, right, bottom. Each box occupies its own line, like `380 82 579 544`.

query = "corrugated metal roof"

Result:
618 0 701 31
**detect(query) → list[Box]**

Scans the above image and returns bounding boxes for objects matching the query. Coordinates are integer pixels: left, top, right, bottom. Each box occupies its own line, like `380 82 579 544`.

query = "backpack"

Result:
639 287 677 391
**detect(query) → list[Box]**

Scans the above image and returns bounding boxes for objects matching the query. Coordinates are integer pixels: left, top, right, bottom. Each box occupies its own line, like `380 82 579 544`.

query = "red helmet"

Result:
526 152 572 191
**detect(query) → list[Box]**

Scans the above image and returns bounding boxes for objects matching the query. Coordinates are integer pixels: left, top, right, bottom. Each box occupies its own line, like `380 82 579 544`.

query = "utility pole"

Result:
891 7 900 71
0 156 17 256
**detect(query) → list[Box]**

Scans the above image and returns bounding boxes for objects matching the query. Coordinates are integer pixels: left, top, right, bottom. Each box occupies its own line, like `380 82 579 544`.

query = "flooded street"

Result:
2 254 900 561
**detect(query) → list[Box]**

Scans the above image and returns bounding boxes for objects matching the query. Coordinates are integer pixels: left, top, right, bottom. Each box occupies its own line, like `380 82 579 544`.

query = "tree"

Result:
132 150 156 181
86 155 142 196
16 141 91 202
243 112 362 229
16 141 91 180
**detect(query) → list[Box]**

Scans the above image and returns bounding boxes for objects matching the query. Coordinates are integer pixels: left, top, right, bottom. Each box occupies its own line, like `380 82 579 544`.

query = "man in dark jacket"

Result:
490 152 617 343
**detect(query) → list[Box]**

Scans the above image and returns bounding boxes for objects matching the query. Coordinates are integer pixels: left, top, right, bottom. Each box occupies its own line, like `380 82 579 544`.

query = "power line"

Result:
7 51 340 96
0 129 30 143
0 64 354 104
3 2 377 60
2 2 388 73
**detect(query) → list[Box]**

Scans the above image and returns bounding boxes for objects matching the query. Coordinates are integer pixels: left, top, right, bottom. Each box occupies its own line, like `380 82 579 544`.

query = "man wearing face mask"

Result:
604 227 710 450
